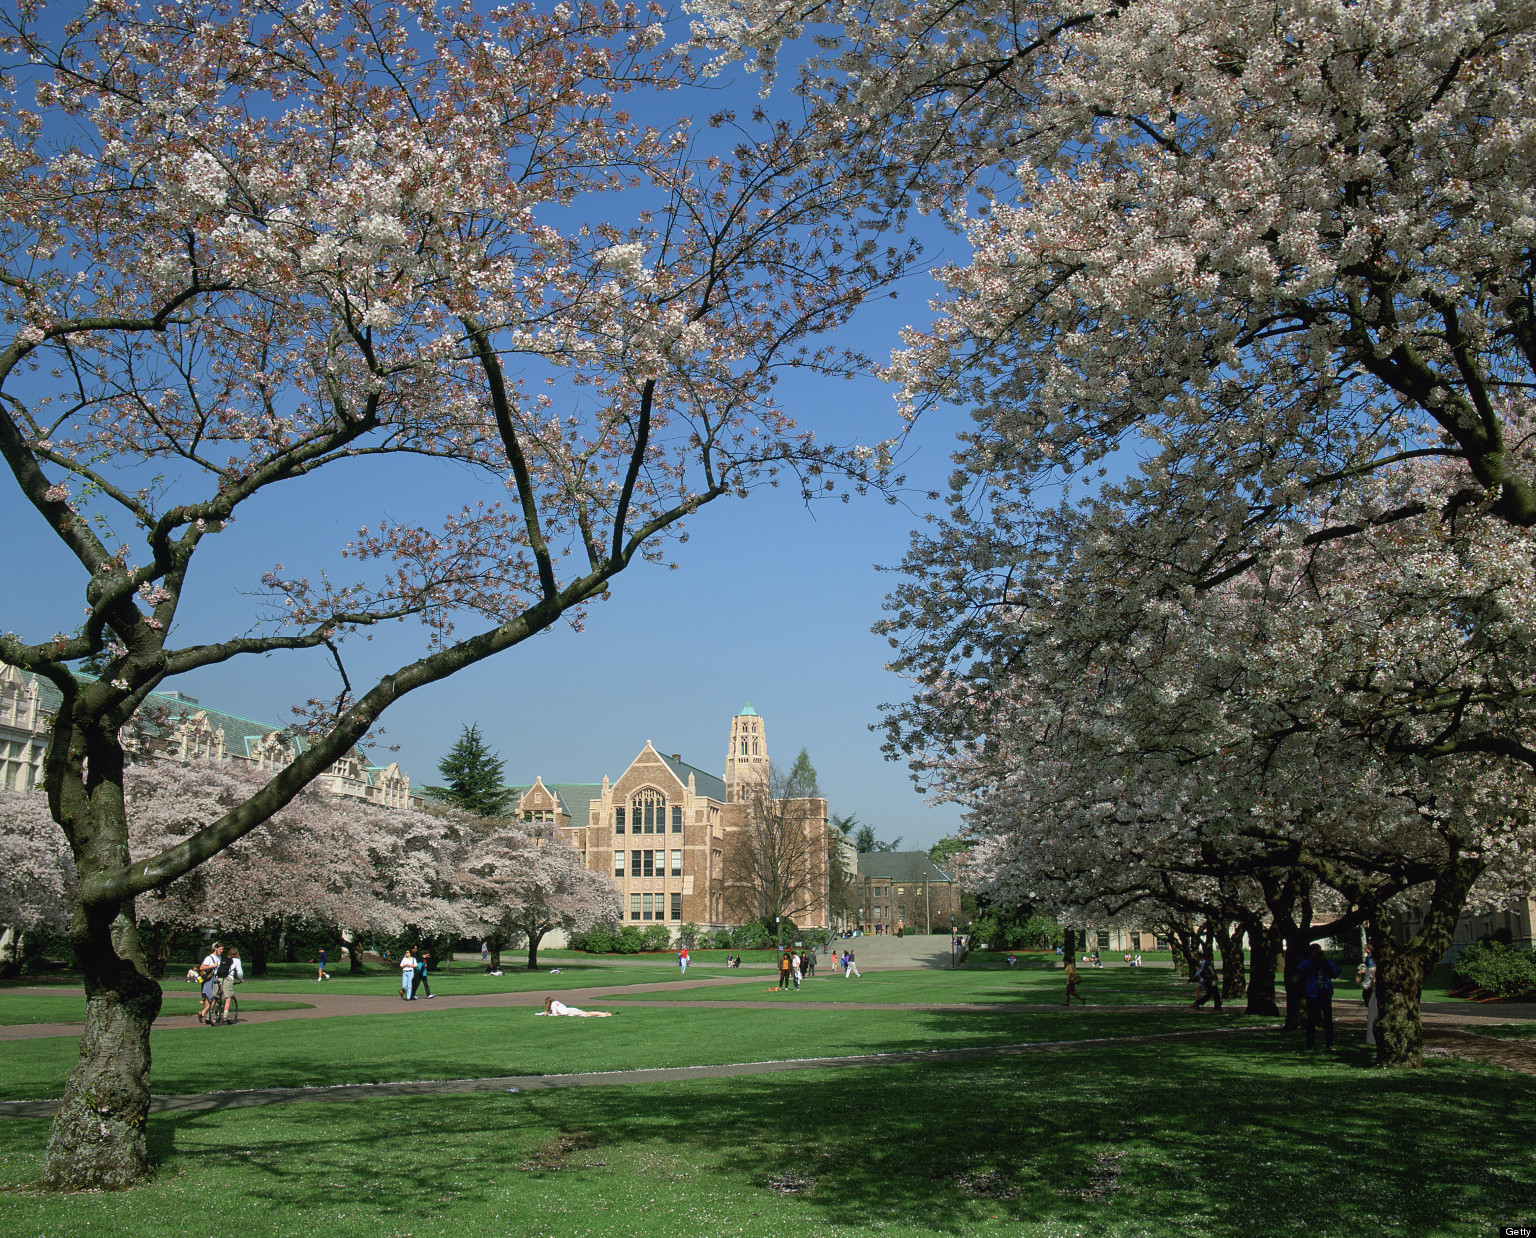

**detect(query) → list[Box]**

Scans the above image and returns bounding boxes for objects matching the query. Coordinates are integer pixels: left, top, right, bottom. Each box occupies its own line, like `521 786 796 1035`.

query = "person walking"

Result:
414 947 435 999
806 949 816 978
791 951 802 990
844 948 860 979
218 947 243 1021
399 947 416 999
678 947 689 975
1296 944 1341 1049
316 947 330 982
1064 959 1087 1005
1357 944 1379 1048
197 942 223 1024
1193 954 1222 1010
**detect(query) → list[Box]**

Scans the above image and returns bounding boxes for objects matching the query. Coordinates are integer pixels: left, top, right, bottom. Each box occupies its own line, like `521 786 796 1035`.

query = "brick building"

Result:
510 705 833 930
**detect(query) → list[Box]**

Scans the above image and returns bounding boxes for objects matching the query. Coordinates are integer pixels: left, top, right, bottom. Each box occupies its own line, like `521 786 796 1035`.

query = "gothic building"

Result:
0 665 419 809
510 704 832 930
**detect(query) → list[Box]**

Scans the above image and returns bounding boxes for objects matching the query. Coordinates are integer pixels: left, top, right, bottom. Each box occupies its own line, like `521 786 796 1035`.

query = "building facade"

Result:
850 851 963 934
510 705 832 930
0 665 420 809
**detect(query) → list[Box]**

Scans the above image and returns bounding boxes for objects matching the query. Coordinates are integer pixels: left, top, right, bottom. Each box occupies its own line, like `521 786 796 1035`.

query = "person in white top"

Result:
399 948 416 1000
537 996 613 1017
218 948 244 1021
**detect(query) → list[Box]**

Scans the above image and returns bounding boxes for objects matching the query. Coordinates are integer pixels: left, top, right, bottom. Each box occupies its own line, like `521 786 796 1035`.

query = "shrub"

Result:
1453 940 1536 999
640 924 672 952
730 921 772 950
675 922 701 950
614 926 647 954
568 926 618 954
707 928 734 949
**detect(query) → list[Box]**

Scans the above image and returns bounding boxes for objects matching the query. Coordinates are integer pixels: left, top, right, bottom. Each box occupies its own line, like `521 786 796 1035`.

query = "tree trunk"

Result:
42 903 162 1191
1218 921 1247 1000
346 928 365 973
1243 918 1281 1017
1372 932 1428 1068
0 925 23 980
1062 927 1077 966
1281 930 1311 1032
245 923 271 977
135 921 176 979
525 925 546 970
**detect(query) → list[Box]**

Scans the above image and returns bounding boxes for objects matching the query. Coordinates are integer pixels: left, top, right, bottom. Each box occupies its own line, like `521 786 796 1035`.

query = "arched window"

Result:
631 788 667 835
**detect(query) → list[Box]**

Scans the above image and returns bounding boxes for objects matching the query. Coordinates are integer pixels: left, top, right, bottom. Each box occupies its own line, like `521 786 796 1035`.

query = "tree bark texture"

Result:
41 906 162 1190
524 925 546 971
1242 919 1282 1017
1218 922 1247 999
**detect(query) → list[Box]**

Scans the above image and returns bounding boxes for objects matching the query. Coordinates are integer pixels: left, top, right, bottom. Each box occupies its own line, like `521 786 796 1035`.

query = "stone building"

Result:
0 665 420 808
510 705 832 930
851 851 963 934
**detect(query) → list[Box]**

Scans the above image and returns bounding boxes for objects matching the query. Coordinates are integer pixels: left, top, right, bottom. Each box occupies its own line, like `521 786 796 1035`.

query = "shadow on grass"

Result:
46 1030 1516 1237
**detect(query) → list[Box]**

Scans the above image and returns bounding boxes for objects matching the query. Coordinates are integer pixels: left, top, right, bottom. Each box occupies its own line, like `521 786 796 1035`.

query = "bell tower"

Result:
724 703 768 803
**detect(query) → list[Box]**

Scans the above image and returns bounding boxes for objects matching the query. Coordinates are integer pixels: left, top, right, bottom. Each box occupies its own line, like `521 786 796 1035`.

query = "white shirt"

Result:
227 958 243 982
201 952 219 976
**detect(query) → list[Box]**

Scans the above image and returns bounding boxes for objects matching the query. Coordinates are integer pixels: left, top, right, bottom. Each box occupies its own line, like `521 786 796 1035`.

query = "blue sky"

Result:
0 20 981 850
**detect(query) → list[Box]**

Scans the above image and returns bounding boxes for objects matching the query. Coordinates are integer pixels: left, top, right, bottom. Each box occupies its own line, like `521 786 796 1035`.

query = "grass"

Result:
0 992 311 1025
615 963 1207 1005
0 1034 1530 1237
0 1000 1272 1102
1477 1023 1536 1041
167 960 730 997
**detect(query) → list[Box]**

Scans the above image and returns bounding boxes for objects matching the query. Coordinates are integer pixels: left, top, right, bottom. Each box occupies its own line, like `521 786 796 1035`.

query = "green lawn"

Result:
616 963 1208 1005
0 1001 1272 1102
1478 1023 1536 1041
0 992 311 1025
163 959 732 997
0 1035 1528 1237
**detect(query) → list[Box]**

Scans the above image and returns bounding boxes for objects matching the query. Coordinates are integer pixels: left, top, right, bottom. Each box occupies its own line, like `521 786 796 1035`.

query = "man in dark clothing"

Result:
1192 954 1222 1010
1296 944 1342 1049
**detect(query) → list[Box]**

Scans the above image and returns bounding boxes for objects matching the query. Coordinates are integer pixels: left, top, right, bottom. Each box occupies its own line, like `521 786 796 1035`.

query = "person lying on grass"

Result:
537 996 614 1017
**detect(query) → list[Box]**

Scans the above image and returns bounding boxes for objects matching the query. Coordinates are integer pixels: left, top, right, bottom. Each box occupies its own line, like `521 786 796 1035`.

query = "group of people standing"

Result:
776 949 815 989
398 947 435 1000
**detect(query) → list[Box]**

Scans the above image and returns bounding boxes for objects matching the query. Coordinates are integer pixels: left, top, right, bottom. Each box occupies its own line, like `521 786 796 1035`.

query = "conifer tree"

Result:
435 724 513 819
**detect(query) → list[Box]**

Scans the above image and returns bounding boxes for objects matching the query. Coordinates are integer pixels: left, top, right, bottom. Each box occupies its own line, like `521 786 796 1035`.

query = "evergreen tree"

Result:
433 724 513 818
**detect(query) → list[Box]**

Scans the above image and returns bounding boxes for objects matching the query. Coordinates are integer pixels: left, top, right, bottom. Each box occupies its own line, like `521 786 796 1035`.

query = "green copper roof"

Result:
737 701 758 716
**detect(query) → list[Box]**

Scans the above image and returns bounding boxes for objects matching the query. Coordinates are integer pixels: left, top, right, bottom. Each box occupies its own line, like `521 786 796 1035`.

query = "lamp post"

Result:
776 915 782 953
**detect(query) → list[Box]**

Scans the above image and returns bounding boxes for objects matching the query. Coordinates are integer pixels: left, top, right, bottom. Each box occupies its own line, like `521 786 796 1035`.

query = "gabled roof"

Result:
12 671 401 786
656 751 727 803
545 783 603 819
854 851 957 883
17 671 284 751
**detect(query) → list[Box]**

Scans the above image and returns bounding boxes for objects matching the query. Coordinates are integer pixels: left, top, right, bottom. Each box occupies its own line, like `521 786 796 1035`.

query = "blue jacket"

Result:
1296 956 1340 998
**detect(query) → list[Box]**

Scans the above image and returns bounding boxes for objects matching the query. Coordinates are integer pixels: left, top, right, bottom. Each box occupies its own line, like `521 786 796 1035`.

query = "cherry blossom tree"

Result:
688 0 1536 1060
0 0 908 1188
0 789 75 976
1 761 467 975
881 454 1536 1063
451 820 621 969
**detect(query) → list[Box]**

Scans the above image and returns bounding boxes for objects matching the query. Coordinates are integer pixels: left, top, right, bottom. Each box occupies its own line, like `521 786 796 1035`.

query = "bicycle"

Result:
207 983 240 1026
